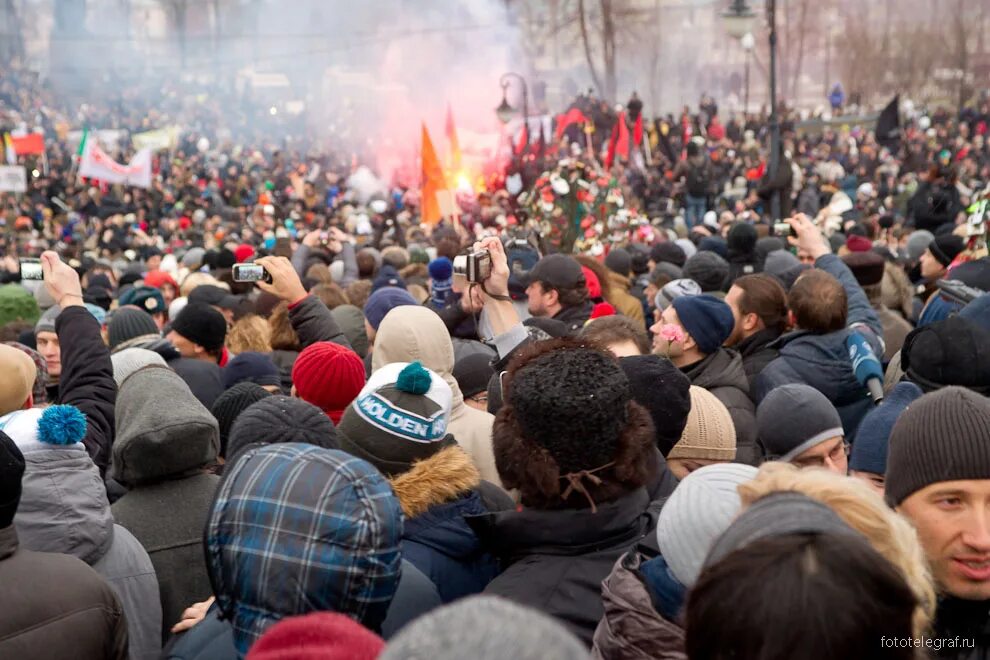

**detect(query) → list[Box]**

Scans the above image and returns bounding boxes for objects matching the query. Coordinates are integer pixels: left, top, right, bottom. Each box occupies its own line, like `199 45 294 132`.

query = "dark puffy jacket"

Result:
388 446 500 603
53 306 116 475
592 551 686 660
470 488 654 647
754 254 883 441
932 597 990 660
110 366 220 642
908 180 963 233
682 348 761 466
287 294 353 350
735 327 782 392
137 338 224 410
553 300 594 334
0 525 129 660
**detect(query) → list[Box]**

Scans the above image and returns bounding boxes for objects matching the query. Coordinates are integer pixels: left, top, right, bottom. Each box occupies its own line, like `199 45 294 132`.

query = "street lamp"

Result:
741 31 755 115
496 72 530 151
722 0 781 222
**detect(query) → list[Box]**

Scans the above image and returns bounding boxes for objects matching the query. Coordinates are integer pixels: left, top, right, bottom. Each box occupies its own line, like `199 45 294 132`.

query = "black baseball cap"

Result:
188 284 242 310
525 254 585 290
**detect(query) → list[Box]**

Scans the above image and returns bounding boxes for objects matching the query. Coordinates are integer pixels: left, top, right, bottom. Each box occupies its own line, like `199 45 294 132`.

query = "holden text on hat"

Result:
356 393 447 442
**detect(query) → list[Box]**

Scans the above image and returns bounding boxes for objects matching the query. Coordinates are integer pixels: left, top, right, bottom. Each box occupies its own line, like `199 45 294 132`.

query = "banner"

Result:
0 165 27 193
79 140 153 189
132 126 180 152
8 133 44 155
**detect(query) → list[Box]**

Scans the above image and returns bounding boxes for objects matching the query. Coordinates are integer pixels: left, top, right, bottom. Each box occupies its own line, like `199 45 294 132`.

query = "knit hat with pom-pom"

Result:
0 405 88 453
337 361 455 477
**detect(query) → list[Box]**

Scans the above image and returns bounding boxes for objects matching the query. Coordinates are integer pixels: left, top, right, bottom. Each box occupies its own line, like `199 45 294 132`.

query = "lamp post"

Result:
722 0 781 222
741 31 754 115
496 72 531 152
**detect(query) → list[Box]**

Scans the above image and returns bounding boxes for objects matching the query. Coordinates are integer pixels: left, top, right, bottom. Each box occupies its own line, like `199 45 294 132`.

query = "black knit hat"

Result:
651 242 687 268
619 355 691 456
507 342 631 474
226 395 337 465
452 352 495 400
108 305 161 351
885 387 990 506
682 251 730 293
84 285 113 311
0 430 25 528
902 316 990 395
211 382 273 459
170 302 227 351
928 234 965 268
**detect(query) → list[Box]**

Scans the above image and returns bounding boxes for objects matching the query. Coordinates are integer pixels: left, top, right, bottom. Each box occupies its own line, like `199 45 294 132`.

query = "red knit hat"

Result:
143 270 178 291
581 266 602 299
234 244 256 263
589 301 616 320
246 612 384 660
292 341 366 424
845 235 872 253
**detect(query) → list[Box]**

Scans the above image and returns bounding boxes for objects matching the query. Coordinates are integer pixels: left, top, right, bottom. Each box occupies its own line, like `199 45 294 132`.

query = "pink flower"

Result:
659 324 686 344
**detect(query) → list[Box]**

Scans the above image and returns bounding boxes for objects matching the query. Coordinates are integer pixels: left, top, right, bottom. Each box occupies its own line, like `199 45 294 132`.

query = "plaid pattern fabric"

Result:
206 443 403 656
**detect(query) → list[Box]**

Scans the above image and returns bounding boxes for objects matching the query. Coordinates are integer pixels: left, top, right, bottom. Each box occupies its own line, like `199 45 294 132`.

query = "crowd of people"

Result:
2 59 990 659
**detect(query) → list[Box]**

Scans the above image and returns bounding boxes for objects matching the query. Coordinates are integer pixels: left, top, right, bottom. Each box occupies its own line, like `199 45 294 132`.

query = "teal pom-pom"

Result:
37 405 88 445
396 361 432 395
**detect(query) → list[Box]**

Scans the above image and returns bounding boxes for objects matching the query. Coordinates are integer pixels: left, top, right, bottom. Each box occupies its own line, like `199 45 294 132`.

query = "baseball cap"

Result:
524 254 585 290
188 284 242 310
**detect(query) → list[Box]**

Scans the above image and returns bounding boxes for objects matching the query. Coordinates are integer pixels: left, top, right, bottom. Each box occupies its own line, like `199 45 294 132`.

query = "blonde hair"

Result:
226 314 272 354
305 262 333 285
739 462 936 637
268 302 300 352
180 272 226 298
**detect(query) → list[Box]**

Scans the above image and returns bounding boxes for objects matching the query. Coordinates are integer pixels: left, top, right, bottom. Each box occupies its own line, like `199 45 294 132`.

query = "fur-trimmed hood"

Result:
389 445 481 519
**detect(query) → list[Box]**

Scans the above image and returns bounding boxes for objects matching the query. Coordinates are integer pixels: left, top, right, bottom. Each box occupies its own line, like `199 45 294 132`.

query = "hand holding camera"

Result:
253 256 308 304
40 251 84 308
786 213 830 261
468 237 511 301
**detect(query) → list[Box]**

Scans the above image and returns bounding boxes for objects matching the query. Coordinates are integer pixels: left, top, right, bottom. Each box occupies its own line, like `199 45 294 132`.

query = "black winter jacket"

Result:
736 327 782 393
287 294 352 350
932 597 990 660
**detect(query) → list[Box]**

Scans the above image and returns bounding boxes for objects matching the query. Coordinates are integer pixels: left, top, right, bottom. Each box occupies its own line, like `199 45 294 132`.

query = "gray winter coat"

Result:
14 439 161 660
111 365 221 643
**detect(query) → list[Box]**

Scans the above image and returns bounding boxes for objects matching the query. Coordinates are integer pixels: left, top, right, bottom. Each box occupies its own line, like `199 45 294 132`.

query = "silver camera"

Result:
453 250 492 284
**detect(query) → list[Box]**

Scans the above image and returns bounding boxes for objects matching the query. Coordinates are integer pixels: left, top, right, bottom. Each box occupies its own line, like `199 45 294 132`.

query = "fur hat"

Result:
493 338 655 511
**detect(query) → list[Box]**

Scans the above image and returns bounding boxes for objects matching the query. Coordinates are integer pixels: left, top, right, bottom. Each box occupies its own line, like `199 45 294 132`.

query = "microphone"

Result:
846 331 884 404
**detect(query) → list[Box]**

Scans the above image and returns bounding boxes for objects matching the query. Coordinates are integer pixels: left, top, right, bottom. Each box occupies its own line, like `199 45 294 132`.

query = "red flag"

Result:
555 107 590 141
421 123 446 226
11 133 44 155
605 112 630 169
444 104 462 170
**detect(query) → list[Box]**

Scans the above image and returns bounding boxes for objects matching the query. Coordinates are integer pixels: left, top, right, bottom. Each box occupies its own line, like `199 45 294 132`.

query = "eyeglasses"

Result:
469 393 489 405
792 441 850 469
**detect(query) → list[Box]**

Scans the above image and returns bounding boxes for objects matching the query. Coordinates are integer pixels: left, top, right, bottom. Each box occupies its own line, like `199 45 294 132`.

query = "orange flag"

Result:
445 104 462 171
421 123 446 226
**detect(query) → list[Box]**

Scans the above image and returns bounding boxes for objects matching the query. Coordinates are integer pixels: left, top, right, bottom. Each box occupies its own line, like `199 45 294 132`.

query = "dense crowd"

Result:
2 60 990 659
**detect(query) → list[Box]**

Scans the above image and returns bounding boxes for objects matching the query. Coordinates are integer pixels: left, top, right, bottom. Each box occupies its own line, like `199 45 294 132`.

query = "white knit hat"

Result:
111 348 168 388
656 462 758 588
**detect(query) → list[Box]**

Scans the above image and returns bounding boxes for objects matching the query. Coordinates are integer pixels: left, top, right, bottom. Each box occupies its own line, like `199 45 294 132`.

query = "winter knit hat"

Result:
657 463 759 588
619 355 692 456
651 242 688 268
928 234 965 268
0 284 40 328
959 294 990 332
234 244 256 264
0 406 87 454
222 352 281 390
363 287 418 331
698 236 729 261
902 316 990 395
675 238 697 259
605 248 632 276
757 384 844 461
885 386 990 506
246 612 384 660
211 382 273 459
0 430 25 528
764 249 809 291
3 342 46 406
34 305 60 335
704 491 861 570
33 284 56 312
654 278 702 311
849 382 923 476
669 386 736 462
107 305 161 351
182 247 206 270
452 352 495 399
682 251 729 292
428 257 453 308
727 222 758 255
379 596 588 660
905 230 935 262
0 343 37 415
292 341 366 423
111 347 168 388
170 302 227 351
671 294 735 355
227 395 336 464
119 285 166 316
337 362 454 477
371 264 407 292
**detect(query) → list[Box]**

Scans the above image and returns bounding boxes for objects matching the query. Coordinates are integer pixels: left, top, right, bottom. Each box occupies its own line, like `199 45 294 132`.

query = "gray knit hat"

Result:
111 348 168 388
757 384 844 461
379 596 587 660
704 492 861 570
885 386 990 506
764 249 809 291
682 251 729 293
34 305 60 335
906 230 935 262
657 463 758 588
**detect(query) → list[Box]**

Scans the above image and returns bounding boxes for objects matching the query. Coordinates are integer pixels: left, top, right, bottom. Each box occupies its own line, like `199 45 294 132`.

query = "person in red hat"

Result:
234 245 256 264
292 341 366 424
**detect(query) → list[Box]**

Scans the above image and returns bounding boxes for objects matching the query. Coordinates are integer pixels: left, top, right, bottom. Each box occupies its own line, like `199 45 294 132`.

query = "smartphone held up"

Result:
19 258 43 281
232 263 272 284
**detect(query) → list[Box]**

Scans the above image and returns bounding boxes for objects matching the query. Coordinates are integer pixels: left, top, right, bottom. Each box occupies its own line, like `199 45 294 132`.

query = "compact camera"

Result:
773 222 792 237
453 250 492 284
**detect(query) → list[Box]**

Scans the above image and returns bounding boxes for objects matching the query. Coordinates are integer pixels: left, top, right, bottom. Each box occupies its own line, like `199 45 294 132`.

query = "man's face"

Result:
724 285 745 346
36 331 61 380
851 470 885 497
650 306 686 358
146 255 162 272
920 249 945 282
790 435 848 475
166 330 199 359
797 247 816 265
667 457 721 481
526 282 554 317
899 480 990 600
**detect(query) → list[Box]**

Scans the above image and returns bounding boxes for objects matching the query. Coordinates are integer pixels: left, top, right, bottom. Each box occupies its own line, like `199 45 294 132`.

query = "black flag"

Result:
876 95 901 147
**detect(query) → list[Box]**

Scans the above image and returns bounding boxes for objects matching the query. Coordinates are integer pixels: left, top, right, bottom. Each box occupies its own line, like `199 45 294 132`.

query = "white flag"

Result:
79 140 153 189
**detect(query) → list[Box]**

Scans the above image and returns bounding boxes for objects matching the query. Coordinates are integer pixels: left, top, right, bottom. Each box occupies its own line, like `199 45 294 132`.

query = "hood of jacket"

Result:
683 347 749 395
773 329 865 405
593 551 687 660
372 305 465 408
14 441 114 566
113 365 219 486
206 443 403 655
607 270 632 293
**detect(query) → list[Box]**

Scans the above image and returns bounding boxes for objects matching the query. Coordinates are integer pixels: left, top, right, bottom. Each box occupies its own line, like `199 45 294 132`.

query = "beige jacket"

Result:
372 305 501 488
